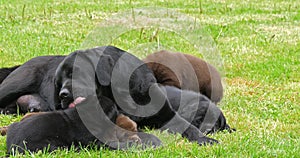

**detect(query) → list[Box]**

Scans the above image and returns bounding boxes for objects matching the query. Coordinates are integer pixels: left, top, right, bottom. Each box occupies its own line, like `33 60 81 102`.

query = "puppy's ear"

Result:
53 78 62 110
96 55 115 86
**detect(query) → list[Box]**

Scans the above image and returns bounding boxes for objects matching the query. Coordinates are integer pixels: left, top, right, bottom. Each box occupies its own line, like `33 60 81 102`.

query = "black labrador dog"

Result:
0 56 65 114
6 95 161 154
54 45 219 146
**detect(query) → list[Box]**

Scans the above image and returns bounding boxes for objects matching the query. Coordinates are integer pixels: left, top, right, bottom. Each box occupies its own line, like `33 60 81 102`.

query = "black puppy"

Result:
54 45 218 146
160 86 232 134
6 95 161 154
0 56 65 114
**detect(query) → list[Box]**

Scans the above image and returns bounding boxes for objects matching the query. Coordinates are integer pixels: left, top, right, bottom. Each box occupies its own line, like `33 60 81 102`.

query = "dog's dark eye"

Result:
67 72 72 78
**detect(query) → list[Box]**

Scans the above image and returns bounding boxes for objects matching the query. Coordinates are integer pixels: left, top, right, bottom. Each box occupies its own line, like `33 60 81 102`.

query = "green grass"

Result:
0 0 299 157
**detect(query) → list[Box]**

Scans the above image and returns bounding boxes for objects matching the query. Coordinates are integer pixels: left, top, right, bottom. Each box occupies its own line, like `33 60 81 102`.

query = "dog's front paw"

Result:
137 132 162 149
197 136 219 146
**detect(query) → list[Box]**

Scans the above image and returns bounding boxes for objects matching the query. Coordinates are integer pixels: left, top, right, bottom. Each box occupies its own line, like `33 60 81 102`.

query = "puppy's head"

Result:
54 50 90 109
54 47 117 109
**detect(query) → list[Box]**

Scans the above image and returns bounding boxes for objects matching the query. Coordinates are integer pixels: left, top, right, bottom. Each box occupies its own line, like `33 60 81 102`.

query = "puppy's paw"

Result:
0 126 8 136
128 134 142 144
225 124 236 133
137 132 162 149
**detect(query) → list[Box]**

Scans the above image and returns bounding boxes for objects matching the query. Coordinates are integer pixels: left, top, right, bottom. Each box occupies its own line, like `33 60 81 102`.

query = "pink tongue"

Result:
68 97 86 108
69 103 76 108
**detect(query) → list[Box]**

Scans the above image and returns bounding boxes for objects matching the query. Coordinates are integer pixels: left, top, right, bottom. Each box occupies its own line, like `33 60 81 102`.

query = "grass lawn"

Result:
0 0 299 157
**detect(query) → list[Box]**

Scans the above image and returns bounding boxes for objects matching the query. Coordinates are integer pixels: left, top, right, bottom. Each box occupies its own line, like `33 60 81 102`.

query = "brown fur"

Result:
143 50 223 103
21 112 46 121
115 114 141 143
0 126 8 136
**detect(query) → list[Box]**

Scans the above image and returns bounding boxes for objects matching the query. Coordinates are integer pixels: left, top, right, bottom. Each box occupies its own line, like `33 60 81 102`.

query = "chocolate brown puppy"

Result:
144 50 223 103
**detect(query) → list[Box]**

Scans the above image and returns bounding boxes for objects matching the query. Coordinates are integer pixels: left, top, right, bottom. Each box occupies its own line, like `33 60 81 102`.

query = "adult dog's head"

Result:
54 46 156 110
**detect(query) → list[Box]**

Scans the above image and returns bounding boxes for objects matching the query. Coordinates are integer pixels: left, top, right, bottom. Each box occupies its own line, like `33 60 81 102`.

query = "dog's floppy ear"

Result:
96 55 115 86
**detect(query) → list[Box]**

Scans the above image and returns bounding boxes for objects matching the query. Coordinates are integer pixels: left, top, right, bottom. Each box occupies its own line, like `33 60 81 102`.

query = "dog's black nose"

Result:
59 89 70 100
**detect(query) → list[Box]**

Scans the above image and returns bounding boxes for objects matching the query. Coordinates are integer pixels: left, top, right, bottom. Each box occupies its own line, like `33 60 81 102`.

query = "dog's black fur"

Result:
6 95 161 154
0 65 20 84
0 56 65 114
54 46 219 146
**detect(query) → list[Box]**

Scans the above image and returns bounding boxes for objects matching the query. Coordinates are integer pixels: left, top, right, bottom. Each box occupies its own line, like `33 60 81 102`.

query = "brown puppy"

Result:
143 50 223 103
